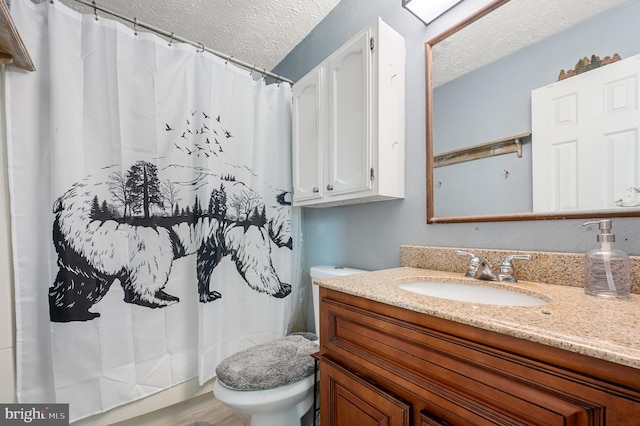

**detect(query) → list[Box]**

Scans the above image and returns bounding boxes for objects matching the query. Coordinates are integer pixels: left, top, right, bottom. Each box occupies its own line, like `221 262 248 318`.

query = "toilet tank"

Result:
310 266 367 338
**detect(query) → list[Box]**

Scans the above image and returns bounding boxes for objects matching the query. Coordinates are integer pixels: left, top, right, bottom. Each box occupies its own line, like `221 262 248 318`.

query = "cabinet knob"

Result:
313 187 319 193
326 184 334 191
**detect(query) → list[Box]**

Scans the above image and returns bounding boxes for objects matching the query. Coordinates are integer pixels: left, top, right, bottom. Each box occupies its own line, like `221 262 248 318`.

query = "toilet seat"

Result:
215 334 318 391
213 373 315 412
212 266 365 426
213 334 319 426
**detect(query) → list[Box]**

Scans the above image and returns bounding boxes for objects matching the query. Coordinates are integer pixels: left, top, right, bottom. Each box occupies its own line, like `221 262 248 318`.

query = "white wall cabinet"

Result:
292 18 405 207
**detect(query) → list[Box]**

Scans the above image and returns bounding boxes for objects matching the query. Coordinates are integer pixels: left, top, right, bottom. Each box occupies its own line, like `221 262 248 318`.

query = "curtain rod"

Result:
32 0 295 85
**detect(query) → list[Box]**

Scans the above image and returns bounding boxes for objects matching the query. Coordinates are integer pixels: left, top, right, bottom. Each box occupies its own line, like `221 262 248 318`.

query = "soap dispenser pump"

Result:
583 219 630 299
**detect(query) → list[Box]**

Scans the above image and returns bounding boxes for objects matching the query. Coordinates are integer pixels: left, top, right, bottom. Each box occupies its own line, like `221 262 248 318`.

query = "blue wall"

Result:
273 0 640 279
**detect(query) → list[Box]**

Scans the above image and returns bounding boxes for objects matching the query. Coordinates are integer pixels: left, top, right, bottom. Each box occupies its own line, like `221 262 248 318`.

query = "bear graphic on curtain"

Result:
7 1 296 419
49 111 292 322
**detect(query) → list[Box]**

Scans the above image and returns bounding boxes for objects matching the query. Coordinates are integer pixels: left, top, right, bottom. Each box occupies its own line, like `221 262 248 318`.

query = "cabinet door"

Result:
326 29 372 196
292 66 324 203
321 357 410 426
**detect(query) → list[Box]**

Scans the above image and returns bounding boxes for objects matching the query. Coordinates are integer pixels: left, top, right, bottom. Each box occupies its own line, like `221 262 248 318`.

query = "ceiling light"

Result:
402 0 464 25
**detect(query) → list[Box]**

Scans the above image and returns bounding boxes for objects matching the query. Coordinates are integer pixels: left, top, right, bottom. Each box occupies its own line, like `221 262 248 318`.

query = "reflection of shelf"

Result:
0 0 35 71
434 132 530 168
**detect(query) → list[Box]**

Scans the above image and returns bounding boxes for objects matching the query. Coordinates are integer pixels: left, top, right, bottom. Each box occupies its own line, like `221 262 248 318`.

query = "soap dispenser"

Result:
583 219 630 299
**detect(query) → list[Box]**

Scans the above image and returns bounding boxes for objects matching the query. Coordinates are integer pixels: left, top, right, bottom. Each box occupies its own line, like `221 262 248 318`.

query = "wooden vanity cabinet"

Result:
319 287 640 425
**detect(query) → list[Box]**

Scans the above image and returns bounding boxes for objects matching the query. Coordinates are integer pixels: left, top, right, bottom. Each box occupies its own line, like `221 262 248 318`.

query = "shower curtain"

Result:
6 0 300 421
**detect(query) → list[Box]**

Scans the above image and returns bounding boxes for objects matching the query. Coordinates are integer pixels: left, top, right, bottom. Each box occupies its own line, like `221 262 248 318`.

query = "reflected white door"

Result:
532 54 640 212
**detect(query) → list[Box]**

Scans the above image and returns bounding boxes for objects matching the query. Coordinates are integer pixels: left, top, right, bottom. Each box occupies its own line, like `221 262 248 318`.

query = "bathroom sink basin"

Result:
398 281 548 306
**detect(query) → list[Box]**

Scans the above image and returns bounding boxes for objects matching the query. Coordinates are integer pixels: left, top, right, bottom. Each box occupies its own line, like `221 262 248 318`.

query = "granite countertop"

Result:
315 266 640 370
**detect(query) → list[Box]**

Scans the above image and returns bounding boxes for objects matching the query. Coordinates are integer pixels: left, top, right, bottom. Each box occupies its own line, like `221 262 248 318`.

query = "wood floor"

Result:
115 386 318 426
164 397 251 426
115 393 250 426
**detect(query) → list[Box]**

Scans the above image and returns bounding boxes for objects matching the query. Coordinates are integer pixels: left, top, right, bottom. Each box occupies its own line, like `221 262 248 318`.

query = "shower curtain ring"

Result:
133 17 138 36
168 32 174 47
197 42 205 53
92 1 99 21
249 66 256 77
225 55 232 65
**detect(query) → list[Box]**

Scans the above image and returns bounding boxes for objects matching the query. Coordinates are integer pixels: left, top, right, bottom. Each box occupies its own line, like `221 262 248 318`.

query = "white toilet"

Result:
213 265 366 426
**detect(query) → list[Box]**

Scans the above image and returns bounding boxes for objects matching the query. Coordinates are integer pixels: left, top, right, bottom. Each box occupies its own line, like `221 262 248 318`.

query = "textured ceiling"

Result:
48 0 628 86
433 0 628 87
57 0 341 77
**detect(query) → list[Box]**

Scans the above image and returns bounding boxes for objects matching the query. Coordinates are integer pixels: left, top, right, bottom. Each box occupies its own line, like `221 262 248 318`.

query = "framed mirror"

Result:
426 0 640 223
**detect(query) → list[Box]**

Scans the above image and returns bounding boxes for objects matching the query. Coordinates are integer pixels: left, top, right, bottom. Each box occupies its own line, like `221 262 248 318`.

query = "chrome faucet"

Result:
456 250 531 283
455 250 497 281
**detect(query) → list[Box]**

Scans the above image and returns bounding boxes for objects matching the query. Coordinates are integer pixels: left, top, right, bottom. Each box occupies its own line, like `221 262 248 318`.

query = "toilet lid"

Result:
215 334 318 391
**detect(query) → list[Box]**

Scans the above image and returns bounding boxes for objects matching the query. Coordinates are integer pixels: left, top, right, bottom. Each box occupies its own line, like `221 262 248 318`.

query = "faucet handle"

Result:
498 254 532 282
456 250 492 278
456 250 484 265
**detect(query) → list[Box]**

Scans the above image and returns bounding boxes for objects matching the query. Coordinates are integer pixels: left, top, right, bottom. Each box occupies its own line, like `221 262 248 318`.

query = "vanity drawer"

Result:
320 356 411 426
319 288 640 425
